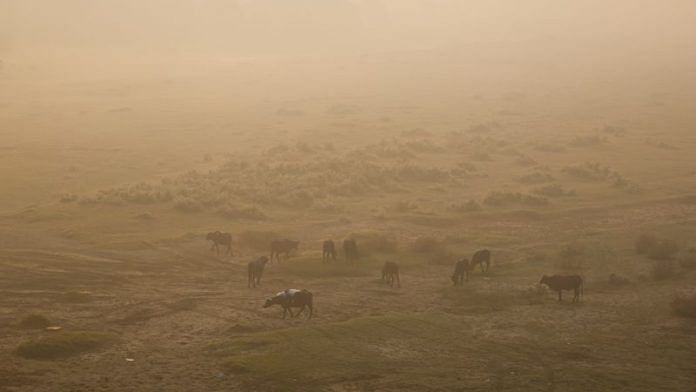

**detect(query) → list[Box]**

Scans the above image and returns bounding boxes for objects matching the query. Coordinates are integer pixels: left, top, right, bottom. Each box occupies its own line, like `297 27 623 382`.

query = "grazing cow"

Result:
451 259 470 286
381 262 401 288
343 239 359 264
207 231 232 256
540 275 584 303
263 289 313 319
322 240 336 263
469 249 491 273
247 256 269 288
270 239 299 264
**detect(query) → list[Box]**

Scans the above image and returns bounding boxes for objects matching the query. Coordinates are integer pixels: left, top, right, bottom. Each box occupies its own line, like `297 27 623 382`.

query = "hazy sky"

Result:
2 1 695 59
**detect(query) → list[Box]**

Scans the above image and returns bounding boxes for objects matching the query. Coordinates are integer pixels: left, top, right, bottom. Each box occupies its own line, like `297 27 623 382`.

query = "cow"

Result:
539 275 584 303
469 249 491 273
263 289 313 319
343 239 359 264
270 239 299 264
451 259 469 286
247 256 269 288
322 240 336 263
207 231 232 256
381 262 401 288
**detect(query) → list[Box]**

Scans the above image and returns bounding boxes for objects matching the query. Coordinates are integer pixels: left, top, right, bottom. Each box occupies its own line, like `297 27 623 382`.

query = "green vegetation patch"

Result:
15 331 117 360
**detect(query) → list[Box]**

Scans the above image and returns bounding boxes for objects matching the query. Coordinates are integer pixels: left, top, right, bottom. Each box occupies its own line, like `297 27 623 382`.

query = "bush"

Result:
517 172 554 184
349 232 398 255
483 191 549 207
532 184 575 198
411 237 443 254
569 135 607 147
19 314 51 329
15 332 116 360
671 294 696 318
450 200 482 213
237 231 280 251
173 198 202 213
651 260 676 280
636 234 679 260
218 204 267 220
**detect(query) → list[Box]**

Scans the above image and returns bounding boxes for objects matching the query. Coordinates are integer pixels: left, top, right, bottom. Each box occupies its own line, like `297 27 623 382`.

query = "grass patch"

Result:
19 314 51 329
15 331 117 360
211 312 470 390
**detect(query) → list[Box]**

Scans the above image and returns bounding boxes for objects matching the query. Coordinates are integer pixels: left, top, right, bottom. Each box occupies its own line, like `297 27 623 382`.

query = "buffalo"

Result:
270 239 299 264
322 240 336 263
248 256 269 288
207 231 232 256
343 239 359 264
540 274 584 303
469 249 491 273
381 262 401 288
451 259 469 286
263 289 313 319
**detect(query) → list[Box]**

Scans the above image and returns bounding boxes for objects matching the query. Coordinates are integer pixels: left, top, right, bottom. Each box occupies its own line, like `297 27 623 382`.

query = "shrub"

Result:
218 204 267 220
15 332 116 360
517 172 554 184
411 237 443 254
450 200 482 213
237 231 280 251
532 184 575 198
173 198 202 213
349 232 398 255
651 260 676 280
483 191 549 207
19 315 51 329
636 234 679 260
671 294 696 318
569 135 607 147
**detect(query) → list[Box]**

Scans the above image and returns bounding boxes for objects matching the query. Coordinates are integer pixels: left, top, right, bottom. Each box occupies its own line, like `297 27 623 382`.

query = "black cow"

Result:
343 239 359 264
470 249 491 273
451 259 469 286
248 256 269 288
540 275 584 303
381 262 401 288
322 240 336 263
207 231 232 256
263 289 313 319
270 239 299 264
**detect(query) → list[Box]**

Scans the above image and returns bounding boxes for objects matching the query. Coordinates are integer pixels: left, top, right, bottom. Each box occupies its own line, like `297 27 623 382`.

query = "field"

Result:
2 54 696 392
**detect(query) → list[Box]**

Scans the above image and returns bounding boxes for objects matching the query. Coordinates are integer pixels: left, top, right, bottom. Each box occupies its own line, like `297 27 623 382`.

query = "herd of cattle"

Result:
207 231 585 319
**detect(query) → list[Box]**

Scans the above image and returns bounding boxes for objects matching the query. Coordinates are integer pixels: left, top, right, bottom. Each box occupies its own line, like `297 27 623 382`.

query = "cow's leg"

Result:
295 306 305 318
558 291 562 303
396 272 401 288
307 304 313 319
282 307 287 319
287 307 294 318
573 287 579 303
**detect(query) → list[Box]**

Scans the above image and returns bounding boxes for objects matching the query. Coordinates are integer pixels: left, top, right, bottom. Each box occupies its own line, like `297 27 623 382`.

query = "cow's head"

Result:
258 256 269 265
540 275 550 285
263 298 277 308
290 241 300 249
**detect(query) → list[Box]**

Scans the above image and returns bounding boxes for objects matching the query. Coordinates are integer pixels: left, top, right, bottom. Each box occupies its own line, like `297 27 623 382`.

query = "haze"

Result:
1 2 696 391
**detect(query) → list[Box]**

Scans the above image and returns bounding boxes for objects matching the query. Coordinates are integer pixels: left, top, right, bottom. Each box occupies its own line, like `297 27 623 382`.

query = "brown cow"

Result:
207 231 232 256
451 259 469 286
381 262 401 288
247 256 269 288
322 240 336 263
263 289 313 319
270 239 299 264
540 275 584 303
343 239 359 264
469 249 491 273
